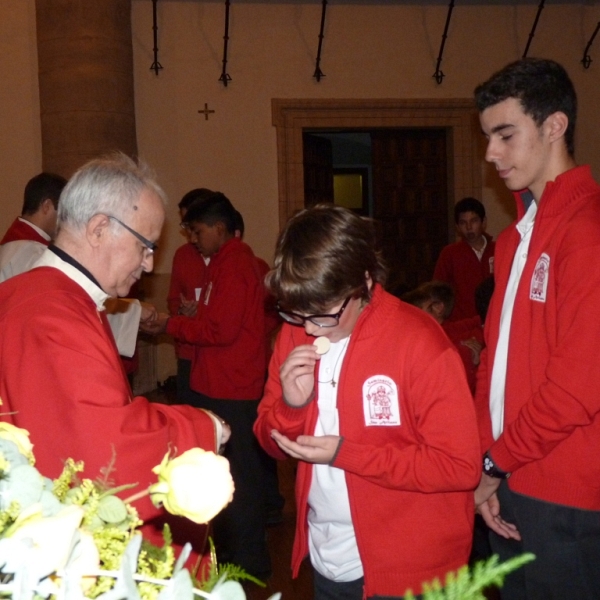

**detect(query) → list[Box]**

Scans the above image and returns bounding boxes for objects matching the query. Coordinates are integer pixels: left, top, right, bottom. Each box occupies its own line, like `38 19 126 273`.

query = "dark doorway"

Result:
302 128 449 293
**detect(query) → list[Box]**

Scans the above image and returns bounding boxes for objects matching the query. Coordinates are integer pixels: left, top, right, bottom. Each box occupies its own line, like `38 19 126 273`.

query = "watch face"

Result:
483 453 510 479
483 455 494 474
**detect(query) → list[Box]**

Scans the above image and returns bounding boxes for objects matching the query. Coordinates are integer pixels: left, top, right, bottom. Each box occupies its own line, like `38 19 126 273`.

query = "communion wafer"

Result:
313 336 331 355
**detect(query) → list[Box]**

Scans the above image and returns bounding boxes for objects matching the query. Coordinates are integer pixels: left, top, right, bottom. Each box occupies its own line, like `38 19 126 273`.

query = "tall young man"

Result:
433 197 495 321
473 58 600 599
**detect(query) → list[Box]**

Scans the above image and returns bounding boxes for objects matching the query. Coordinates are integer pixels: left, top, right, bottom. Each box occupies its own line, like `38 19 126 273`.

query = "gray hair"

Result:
57 152 167 232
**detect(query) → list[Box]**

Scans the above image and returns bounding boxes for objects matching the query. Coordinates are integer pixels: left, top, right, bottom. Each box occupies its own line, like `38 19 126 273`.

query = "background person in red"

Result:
167 188 213 404
433 197 495 321
254 204 480 599
144 194 271 579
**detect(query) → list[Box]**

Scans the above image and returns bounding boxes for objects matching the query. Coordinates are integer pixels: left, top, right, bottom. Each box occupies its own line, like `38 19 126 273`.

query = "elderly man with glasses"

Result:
0 153 229 558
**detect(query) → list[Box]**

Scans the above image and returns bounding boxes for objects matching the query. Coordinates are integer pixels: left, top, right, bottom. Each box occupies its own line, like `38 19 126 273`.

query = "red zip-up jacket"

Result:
255 285 480 597
475 166 600 509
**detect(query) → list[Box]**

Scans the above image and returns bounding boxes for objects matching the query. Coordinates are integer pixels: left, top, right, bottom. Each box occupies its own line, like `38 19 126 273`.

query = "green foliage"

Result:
403 553 536 600
195 538 267 592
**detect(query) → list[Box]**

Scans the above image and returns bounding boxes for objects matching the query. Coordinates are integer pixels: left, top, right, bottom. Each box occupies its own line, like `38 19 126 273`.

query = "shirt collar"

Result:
18 217 51 242
33 246 110 311
516 200 538 240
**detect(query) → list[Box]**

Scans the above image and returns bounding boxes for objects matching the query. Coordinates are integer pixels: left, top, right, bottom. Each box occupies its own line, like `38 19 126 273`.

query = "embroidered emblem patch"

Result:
362 376 400 426
530 253 550 303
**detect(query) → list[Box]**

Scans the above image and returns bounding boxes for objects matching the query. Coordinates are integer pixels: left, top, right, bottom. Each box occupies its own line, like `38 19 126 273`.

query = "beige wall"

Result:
2 1 600 381
1 0 42 228
130 1 600 270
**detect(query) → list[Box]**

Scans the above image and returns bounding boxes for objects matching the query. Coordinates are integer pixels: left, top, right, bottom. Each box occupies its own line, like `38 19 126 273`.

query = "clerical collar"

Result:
48 244 104 290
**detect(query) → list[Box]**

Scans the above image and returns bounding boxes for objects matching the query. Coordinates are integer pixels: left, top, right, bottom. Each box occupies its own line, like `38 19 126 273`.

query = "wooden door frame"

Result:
271 98 482 231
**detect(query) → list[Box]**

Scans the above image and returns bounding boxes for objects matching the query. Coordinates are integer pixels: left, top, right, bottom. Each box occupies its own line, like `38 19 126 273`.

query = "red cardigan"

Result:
167 242 208 361
476 166 600 510
0 266 217 550
255 285 480 597
0 218 49 245
167 237 266 400
434 234 495 321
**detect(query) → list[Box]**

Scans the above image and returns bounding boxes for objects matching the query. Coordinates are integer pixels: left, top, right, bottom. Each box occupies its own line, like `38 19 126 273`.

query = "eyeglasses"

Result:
108 215 157 256
277 296 351 328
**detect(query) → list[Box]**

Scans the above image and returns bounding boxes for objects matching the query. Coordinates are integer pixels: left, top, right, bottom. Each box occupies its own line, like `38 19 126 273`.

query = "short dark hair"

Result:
233 210 244 236
454 197 485 223
402 281 455 321
182 192 237 233
474 58 577 156
22 172 67 215
178 188 214 211
266 204 387 313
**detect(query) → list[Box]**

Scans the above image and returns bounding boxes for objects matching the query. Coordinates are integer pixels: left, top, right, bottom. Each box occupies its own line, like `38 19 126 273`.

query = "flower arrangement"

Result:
0 422 281 600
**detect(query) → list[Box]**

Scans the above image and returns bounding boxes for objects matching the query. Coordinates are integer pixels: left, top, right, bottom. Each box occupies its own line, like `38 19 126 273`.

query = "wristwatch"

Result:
482 451 511 479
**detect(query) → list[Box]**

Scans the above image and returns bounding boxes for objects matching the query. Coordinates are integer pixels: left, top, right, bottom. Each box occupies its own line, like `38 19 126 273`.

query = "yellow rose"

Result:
0 422 34 464
149 448 234 524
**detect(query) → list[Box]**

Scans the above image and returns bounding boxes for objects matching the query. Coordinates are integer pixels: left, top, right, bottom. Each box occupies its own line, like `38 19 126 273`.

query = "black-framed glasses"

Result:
108 215 157 256
277 296 351 328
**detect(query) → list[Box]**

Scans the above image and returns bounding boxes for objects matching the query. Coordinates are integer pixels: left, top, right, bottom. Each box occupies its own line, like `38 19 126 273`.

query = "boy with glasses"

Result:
254 204 480 599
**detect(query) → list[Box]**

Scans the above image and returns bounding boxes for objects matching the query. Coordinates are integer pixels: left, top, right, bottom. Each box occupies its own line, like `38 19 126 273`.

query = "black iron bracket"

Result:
582 21 600 69
313 0 328 82
150 0 163 75
522 0 545 58
432 0 455 84
219 0 232 87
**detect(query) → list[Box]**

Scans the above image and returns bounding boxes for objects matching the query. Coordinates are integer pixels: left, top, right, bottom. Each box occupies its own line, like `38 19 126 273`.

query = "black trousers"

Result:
313 570 421 600
187 392 271 578
489 481 600 599
175 358 193 404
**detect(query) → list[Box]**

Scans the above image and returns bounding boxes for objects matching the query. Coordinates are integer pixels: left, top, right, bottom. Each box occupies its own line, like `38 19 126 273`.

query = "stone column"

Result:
35 0 137 177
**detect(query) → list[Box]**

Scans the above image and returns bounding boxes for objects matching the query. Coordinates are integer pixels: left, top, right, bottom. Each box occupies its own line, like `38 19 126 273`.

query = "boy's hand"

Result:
271 430 341 464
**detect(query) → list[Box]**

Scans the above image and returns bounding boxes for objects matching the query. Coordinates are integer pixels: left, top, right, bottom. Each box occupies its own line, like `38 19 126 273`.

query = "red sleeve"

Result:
167 245 187 316
167 253 251 347
0 289 217 522
254 326 314 459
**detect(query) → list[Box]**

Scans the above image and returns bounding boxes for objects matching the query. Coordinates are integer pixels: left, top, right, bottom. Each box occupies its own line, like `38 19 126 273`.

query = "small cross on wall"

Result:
198 103 215 121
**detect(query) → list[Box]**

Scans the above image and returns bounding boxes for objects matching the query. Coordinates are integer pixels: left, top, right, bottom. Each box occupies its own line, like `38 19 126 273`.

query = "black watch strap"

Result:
483 451 510 479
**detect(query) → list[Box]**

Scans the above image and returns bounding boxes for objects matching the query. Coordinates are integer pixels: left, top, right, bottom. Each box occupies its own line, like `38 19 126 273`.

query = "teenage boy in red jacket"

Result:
144 193 271 579
167 188 213 404
254 204 480 599
473 58 600 599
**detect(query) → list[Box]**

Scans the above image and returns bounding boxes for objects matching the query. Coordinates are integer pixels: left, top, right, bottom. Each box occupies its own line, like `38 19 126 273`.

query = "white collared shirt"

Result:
308 336 363 582
472 235 488 261
489 201 538 439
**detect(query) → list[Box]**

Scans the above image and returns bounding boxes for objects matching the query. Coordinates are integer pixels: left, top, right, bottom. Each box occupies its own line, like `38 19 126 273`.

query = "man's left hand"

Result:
271 430 341 464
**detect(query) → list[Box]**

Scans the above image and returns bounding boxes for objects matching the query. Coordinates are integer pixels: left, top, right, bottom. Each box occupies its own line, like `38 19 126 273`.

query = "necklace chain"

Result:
317 336 350 388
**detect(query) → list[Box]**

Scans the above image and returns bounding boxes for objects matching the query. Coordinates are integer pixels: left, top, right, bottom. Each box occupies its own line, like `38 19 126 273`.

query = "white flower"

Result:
149 448 234 524
8 504 85 578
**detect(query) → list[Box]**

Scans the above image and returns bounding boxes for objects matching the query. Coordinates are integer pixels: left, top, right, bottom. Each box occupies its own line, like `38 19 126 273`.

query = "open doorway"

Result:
272 98 482 293
303 128 448 292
